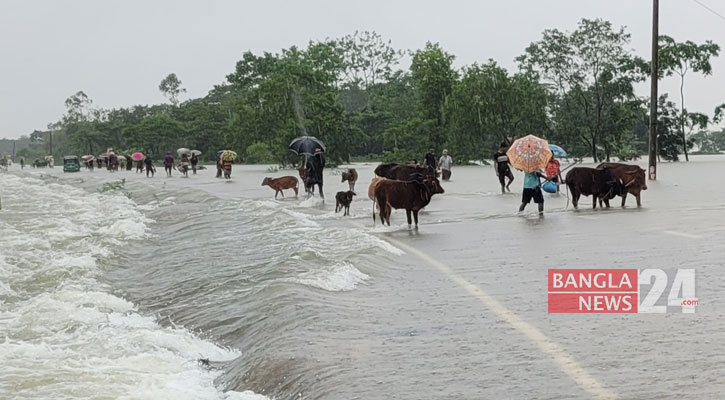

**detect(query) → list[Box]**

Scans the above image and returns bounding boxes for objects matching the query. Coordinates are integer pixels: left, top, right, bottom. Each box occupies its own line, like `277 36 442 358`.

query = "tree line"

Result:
8 19 725 165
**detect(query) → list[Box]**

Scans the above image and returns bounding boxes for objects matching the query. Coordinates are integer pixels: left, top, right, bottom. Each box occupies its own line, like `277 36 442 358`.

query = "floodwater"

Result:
1 156 724 399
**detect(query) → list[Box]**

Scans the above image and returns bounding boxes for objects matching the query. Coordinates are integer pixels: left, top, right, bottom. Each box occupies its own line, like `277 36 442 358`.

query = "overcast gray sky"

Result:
1 0 724 139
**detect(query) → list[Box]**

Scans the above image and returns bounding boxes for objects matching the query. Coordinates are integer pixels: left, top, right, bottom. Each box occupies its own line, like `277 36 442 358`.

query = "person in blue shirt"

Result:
519 170 546 215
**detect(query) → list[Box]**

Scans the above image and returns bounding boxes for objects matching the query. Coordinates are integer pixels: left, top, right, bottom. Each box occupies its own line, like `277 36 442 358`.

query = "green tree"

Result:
339 30 403 89
517 18 646 161
658 36 720 161
655 95 693 161
245 142 275 164
64 91 94 121
124 114 185 158
224 42 353 165
159 73 187 105
445 61 549 162
410 42 457 148
715 103 725 123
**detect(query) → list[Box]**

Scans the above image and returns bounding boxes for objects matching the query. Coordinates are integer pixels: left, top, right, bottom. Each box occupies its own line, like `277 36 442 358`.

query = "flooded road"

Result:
2 156 724 399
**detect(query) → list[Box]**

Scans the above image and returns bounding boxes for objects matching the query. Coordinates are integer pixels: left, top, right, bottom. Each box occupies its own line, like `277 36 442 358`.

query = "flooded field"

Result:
2 156 724 399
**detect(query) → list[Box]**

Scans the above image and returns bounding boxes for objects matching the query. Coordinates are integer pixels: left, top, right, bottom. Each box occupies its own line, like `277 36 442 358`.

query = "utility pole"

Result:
648 0 659 180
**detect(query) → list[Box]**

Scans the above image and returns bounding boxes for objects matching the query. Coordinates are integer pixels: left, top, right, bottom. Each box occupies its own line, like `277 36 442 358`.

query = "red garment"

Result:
545 159 560 178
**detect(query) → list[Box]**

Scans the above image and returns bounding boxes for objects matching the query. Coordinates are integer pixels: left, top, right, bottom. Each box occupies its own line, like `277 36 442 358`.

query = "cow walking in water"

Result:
262 176 299 199
341 168 358 192
565 167 624 209
335 191 356 216
374 178 445 228
597 163 647 207
374 163 436 181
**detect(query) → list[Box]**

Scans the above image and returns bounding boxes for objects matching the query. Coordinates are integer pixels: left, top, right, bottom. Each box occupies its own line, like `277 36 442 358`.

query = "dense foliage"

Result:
4 20 722 165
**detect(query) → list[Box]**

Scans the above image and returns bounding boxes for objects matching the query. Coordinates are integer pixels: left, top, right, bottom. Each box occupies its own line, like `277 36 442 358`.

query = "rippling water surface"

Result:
3 158 725 399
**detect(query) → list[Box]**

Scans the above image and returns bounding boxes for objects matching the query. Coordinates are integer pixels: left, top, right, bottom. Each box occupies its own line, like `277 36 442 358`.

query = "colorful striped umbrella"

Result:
506 135 552 173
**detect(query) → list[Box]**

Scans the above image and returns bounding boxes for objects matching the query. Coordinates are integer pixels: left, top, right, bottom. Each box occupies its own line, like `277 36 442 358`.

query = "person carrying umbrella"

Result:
306 148 325 199
519 169 547 215
108 153 118 172
190 153 198 174
289 136 327 198
506 135 553 216
179 153 190 177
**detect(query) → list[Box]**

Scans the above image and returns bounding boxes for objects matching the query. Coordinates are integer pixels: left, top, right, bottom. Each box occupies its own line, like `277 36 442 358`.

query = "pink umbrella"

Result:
131 152 144 161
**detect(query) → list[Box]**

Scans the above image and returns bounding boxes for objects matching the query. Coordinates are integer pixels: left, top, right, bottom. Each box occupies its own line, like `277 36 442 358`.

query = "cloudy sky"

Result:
1 0 724 139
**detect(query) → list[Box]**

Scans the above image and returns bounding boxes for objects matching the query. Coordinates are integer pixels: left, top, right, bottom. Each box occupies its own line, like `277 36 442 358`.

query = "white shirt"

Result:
438 155 453 170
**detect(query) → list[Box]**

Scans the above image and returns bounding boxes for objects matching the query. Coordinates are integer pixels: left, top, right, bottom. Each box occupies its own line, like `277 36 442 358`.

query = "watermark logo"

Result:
548 269 697 313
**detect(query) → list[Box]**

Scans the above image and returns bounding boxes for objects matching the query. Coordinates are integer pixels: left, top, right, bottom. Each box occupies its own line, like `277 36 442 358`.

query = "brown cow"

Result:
368 176 387 223
565 167 623 209
374 163 437 181
597 163 647 207
368 177 385 201
341 168 358 192
262 176 299 199
374 178 445 227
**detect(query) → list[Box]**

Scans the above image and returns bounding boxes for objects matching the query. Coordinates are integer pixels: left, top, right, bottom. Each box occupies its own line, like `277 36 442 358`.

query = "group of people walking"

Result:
414 143 561 216
492 142 562 216
132 152 199 178
412 148 453 181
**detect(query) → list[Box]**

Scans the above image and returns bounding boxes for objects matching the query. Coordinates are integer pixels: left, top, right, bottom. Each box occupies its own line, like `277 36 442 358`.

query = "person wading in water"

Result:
493 142 514 194
519 170 546 216
438 149 453 181
144 157 155 177
306 148 325 199
190 153 198 174
163 152 174 177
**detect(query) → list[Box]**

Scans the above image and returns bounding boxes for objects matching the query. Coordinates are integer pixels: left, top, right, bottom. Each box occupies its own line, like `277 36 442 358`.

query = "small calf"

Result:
341 168 358 192
335 190 356 216
262 176 299 199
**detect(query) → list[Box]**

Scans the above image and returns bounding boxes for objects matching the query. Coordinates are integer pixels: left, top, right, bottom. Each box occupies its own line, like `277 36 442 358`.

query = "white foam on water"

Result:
297 195 325 208
238 198 404 257
368 223 417 234
283 261 370 292
0 174 267 400
225 391 273 400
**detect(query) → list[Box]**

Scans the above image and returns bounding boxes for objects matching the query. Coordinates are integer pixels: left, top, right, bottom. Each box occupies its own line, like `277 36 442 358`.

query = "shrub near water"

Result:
245 142 275 164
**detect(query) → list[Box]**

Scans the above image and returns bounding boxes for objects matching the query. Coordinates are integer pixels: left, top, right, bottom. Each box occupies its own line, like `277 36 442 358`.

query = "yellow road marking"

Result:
663 230 700 239
353 221 617 400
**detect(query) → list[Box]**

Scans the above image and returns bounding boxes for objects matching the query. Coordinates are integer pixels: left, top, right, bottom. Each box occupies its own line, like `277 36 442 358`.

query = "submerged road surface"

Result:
6 156 725 399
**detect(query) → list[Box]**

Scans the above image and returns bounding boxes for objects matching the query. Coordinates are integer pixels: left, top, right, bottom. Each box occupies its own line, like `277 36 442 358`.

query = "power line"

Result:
692 0 725 21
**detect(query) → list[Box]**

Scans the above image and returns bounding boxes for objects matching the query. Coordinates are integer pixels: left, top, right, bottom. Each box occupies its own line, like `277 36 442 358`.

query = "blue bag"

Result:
542 181 557 193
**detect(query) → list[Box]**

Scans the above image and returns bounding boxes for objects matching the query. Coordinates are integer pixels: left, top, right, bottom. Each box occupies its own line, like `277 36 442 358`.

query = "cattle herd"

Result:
565 163 647 209
259 161 647 228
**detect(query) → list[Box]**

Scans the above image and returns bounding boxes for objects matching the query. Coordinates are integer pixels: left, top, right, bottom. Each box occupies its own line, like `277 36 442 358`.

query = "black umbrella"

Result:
289 136 326 156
